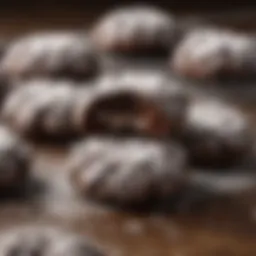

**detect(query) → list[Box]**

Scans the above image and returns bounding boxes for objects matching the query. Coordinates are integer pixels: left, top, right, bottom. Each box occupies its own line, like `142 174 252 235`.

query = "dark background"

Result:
0 1 255 10
0 1 256 14
0 1 254 37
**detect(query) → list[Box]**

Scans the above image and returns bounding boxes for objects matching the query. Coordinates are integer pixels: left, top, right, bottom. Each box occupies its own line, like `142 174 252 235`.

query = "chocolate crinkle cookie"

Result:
0 226 105 256
0 32 100 81
171 28 256 80
0 126 31 192
1 80 99 141
89 71 189 137
69 137 187 207
182 97 252 168
91 5 176 55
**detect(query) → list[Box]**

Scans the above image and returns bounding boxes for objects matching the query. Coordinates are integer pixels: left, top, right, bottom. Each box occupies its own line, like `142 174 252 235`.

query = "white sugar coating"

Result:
0 226 61 244
187 99 247 135
70 138 187 203
172 28 255 76
98 70 165 90
94 71 188 135
0 127 31 161
1 32 98 80
101 7 173 35
0 126 18 148
0 226 104 256
3 81 75 115
2 81 73 134
174 95 252 167
92 5 175 49
97 70 185 98
3 33 74 68
3 81 74 128
2 80 100 136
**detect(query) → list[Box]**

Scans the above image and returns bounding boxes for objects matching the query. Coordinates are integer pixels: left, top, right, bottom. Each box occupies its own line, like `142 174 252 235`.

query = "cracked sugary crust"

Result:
70 137 187 205
1 80 98 140
0 32 100 81
0 126 31 189
2 72 189 140
91 6 176 54
3 77 174 139
0 226 104 256
183 97 251 167
93 71 189 136
172 28 256 79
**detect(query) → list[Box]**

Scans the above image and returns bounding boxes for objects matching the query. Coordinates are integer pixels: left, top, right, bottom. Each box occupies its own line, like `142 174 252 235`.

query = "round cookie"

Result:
0 32 100 81
171 28 256 80
183 97 251 168
89 71 189 137
2 80 98 141
91 5 176 55
70 137 187 207
0 226 104 256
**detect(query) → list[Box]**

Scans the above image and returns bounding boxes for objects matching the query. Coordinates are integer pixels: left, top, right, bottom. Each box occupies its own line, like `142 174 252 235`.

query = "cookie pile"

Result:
0 5 254 254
